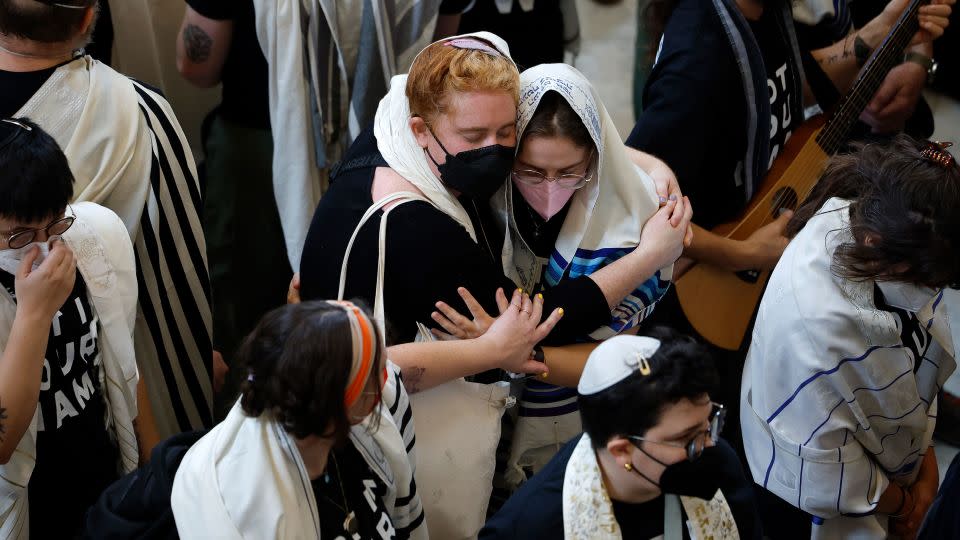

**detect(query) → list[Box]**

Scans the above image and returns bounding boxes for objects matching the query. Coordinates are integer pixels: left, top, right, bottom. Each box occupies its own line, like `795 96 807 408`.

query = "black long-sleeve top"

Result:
299 128 609 346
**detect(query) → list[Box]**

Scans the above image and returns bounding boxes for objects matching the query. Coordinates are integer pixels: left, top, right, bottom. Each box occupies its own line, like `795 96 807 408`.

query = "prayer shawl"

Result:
0 203 140 540
494 64 671 483
741 198 958 538
497 63 671 339
253 0 453 269
562 434 740 540
171 363 426 540
16 57 213 439
374 31 516 243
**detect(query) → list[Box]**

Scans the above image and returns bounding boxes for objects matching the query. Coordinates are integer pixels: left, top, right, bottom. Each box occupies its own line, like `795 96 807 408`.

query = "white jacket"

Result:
0 202 140 540
742 198 957 538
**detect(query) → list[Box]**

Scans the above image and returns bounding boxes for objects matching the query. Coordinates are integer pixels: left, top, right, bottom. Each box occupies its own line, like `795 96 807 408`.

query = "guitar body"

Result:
675 116 829 350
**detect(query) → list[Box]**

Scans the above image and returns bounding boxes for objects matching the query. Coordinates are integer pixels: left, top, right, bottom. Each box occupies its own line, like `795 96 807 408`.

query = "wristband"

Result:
904 52 938 85
854 35 872 68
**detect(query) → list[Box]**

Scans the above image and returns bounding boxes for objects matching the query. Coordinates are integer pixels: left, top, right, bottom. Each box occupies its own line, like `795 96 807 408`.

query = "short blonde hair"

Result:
406 40 520 122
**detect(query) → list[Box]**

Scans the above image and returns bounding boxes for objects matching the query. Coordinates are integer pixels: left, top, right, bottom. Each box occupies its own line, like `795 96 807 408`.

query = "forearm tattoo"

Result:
819 34 855 66
403 367 426 395
183 24 213 63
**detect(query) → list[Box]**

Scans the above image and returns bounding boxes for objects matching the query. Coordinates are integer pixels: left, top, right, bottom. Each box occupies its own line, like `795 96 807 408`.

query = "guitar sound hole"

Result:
770 187 799 219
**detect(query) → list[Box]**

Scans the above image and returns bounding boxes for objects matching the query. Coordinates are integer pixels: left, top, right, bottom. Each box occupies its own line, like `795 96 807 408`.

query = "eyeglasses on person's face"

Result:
627 402 726 461
0 205 76 250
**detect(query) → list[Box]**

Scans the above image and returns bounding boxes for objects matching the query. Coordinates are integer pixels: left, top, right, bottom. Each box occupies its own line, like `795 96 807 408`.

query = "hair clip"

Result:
443 38 502 58
921 141 956 169
1 119 32 131
33 0 89 9
246 373 255 383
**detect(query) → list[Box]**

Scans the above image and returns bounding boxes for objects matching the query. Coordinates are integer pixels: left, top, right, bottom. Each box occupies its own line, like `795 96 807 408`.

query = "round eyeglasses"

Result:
628 402 726 461
511 150 595 190
2 206 76 249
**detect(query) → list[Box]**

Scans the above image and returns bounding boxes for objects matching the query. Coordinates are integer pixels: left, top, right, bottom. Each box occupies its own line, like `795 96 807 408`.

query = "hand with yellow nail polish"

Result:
478 289 563 378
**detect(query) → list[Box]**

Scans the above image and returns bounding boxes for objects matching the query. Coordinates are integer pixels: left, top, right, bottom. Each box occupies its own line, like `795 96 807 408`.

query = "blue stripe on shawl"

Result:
520 247 671 417
544 246 670 336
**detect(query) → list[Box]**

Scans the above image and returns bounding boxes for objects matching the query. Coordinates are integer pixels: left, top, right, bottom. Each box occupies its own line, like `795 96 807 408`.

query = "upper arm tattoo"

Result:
183 24 214 63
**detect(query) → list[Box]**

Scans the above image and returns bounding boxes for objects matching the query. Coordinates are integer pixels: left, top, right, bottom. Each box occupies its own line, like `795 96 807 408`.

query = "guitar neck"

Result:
815 0 926 154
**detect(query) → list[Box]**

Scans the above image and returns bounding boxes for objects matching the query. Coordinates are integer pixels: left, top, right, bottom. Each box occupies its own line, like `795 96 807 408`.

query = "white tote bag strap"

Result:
337 191 432 330
664 494 683 540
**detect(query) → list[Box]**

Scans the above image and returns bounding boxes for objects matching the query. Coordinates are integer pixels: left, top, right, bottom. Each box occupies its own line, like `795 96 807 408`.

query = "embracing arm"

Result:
389 290 561 394
176 7 234 88
388 339 508 394
539 343 601 388
587 197 691 310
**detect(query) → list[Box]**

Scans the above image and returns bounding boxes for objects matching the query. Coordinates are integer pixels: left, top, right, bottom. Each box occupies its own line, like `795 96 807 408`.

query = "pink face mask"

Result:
513 178 577 221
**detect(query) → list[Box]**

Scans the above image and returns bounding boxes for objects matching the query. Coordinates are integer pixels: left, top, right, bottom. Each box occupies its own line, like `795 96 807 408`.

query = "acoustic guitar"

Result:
675 0 928 350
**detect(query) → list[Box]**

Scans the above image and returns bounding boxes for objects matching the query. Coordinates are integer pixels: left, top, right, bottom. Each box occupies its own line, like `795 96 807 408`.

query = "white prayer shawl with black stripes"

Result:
171 362 426 540
16 56 213 439
253 0 454 269
0 203 140 540
741 198 957 539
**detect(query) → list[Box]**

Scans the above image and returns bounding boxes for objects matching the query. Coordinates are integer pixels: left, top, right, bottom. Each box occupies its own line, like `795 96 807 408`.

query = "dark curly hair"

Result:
237 300 385 443
787 135 960 289
579 327 718 450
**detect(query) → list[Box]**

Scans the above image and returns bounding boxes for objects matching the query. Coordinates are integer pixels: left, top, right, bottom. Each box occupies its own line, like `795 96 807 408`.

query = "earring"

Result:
624 463 633 472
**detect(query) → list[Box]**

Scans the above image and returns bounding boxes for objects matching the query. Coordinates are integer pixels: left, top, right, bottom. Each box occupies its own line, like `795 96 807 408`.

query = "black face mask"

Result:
425 128 515 201
630 444 726 500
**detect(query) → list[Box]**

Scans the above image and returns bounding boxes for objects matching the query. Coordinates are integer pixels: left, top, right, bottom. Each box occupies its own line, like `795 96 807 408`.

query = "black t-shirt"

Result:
874 284 933 368
185 0 270 129
626 0 748 230
312 443 397 539
626 0 803 230
511 192 569 265
749 9 803 171
0 270 121 539
457 0 566 70
0 60 66 118
480 435 762 540
299 127 609 346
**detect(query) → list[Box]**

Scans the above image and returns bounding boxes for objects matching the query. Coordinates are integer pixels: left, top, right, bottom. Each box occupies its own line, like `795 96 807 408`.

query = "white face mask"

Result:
0 236 62 276
877 280 940 313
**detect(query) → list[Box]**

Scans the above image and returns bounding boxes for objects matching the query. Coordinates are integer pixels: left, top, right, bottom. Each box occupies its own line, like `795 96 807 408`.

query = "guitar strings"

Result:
745 5 921 237
818 6 919 152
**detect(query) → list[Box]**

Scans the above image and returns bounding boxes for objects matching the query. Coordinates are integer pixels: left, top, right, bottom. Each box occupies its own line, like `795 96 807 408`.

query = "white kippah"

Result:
577 335 662 396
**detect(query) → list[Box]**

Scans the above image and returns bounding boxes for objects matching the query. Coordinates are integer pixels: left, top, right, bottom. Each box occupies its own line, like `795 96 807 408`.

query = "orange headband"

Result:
327 301 383 409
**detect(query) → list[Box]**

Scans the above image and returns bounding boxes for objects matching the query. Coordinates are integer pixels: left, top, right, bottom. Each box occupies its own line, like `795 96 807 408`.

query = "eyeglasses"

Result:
628 402 726 461
1 206 76 249
511 151 595 190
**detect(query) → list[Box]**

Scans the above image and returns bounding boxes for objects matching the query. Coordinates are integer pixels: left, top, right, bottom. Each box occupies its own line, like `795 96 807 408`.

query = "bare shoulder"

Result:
371 167 427 210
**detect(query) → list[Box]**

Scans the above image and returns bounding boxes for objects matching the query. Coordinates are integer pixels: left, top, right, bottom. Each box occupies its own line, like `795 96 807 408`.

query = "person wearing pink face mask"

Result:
432 63 694 487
